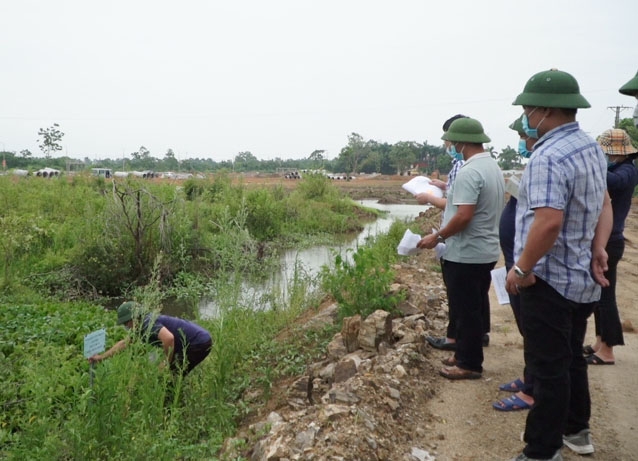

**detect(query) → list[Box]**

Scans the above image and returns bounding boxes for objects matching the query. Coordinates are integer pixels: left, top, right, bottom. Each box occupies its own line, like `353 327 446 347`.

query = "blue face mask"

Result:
521 113 539 139
518 139 532 158
446 144 463 162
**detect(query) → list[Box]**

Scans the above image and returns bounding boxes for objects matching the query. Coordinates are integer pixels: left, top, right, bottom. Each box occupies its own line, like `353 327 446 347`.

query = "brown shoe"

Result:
441 356 457 366
439 365 482 380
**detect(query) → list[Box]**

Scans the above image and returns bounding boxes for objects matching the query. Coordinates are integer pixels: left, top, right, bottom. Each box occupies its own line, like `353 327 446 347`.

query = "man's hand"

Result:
417 233 438 250
88 354 102 364
505 267 536 295
591 246 610 287
415 192 433 205
429 179 447 190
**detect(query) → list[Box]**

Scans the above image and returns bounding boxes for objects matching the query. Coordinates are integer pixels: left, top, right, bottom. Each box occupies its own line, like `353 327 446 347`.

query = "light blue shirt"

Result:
443 152 505 263
514 122 607 303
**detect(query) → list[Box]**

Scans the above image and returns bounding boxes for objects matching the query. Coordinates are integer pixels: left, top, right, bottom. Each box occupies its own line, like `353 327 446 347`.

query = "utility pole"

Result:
608 105 632 128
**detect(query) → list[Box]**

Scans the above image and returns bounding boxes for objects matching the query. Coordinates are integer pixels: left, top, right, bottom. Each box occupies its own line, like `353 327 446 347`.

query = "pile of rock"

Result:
221 259 450 461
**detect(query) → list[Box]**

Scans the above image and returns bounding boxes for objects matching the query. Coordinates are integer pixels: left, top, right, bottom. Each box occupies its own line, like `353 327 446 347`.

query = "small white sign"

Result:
84 329 106 358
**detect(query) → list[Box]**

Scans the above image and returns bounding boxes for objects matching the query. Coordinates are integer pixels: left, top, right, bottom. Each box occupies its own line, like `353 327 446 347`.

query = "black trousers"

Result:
521 278 594 459
444 261 491 340
172 339 213 377
442 259 495 373
593 238 625 346
504 262 534 397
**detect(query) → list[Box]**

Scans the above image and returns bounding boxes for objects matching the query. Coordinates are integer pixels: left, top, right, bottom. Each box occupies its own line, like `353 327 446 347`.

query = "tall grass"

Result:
0 260 328 459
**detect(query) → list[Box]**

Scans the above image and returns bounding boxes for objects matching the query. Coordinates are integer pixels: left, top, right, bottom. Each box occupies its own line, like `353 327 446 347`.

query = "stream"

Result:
196 200 425 318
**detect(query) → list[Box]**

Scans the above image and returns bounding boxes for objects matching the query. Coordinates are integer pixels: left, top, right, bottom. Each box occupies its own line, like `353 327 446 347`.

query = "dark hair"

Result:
442 114 468 132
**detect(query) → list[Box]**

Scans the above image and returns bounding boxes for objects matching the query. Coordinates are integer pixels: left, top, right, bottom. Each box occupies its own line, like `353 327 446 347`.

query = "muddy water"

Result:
192 200 426 318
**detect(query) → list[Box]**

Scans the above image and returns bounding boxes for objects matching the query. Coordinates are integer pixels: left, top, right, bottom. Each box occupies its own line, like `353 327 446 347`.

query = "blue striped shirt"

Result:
514 122 607 303
447 158 464 190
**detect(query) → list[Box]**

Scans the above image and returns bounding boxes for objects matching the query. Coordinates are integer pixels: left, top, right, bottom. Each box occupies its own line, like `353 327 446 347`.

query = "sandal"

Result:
586 354 614 365
498 378 525 392
583 345 596 356
492 394 532 412
439 365 481 380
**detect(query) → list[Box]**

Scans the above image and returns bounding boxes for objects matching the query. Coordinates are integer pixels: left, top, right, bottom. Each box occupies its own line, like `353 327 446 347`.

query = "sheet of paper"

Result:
402 176 444 198
397 229 422 256
490 266 510 305
505 174 521 199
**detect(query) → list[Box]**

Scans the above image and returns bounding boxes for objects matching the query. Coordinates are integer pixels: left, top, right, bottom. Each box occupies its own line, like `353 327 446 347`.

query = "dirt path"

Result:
426 203 638 460
226 174 638 460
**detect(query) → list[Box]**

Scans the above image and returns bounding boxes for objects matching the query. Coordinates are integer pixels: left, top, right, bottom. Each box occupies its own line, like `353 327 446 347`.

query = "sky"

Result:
1 0 637 163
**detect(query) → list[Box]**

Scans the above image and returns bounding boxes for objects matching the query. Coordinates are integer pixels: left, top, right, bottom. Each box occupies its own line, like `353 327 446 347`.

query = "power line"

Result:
607 106 632 128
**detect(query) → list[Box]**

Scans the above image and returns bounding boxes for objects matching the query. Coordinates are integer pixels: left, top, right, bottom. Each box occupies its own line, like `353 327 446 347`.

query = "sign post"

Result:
84 329 106 388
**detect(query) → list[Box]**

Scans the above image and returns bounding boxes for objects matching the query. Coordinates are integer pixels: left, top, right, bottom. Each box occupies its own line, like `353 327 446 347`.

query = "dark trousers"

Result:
444 261 491 340
505 262 534 397
442 259 496 373
172 339 213 377
593 238 625 346
521 278 594 459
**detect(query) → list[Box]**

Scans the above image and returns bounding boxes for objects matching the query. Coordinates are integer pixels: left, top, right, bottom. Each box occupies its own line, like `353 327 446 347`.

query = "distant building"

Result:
91 168 112 178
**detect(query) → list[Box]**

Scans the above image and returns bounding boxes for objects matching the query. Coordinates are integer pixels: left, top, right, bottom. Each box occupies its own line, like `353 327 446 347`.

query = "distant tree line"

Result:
3 119 637 175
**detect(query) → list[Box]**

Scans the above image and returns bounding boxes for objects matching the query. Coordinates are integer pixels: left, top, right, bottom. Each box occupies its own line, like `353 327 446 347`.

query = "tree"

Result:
338 133 370 175
389 141 418 175
163 149 179 171
37 123 64 159
234 151 259 172
20 149 33 159
308 149 325 169
619 118 638 148
497 146 524 170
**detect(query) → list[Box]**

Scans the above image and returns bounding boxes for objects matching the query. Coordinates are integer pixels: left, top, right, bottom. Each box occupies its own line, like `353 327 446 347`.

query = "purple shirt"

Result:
141 314 211 355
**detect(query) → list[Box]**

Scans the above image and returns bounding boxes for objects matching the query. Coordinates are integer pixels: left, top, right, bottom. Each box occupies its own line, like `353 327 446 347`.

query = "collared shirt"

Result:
442 152 505 263
514 121 607 303
447 158 464 191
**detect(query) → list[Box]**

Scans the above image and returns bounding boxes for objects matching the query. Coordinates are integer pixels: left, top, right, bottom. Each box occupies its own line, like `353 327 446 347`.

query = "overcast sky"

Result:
1 0 636 162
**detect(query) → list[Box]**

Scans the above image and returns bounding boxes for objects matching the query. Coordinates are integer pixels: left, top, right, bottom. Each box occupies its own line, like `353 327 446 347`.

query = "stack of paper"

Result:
402 176 444 198
397 229 422 256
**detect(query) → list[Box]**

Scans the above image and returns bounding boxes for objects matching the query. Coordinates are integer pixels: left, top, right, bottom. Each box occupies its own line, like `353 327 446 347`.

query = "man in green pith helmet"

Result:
417 117 504 381
89 301 213 377
505 69 612 461
619 70 638 127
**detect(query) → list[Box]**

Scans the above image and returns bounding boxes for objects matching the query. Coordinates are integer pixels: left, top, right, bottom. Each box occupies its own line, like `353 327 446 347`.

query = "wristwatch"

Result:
436 232 445 243
513 265 532 279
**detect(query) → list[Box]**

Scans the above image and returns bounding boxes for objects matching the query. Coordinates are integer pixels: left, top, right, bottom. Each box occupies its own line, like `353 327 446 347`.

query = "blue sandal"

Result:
498 378 525 392
492 394 532 412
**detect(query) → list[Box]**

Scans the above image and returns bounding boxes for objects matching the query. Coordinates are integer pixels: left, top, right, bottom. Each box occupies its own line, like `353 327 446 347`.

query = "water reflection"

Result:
197 200 426 318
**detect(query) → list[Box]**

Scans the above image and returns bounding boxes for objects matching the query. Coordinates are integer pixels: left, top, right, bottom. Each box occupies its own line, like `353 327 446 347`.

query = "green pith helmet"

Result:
441 117 491 144
619 70 638 96
509 115 525 134
117 301 138 325
513 68 591 109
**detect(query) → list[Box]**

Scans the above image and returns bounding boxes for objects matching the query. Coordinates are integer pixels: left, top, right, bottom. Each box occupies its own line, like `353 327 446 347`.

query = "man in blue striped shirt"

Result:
506 69 611 461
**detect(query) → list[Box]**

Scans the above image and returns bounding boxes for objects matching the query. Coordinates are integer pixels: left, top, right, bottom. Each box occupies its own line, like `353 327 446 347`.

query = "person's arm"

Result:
505 207 563 294
88 339 129 364
429 178 448 190
591 191 612 287
415 192 447 210
157 327 175 364
417 204 475 249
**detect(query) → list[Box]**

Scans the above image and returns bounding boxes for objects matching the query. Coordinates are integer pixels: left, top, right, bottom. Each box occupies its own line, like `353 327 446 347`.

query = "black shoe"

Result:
426 336 457 351
482 333 490 347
